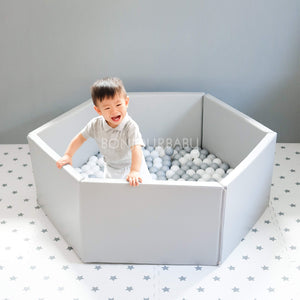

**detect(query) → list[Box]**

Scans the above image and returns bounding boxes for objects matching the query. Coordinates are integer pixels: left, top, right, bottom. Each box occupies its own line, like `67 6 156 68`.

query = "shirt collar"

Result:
103 113 129 132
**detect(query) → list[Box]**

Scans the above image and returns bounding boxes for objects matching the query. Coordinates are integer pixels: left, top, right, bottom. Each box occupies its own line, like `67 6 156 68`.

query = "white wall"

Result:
0 0 299 142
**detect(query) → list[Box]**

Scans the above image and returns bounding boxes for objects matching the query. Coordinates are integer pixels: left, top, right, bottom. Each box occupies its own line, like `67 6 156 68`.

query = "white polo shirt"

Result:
80 114 150 179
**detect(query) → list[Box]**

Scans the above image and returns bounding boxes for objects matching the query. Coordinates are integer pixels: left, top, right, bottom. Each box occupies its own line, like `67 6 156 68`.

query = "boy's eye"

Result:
104 107 110 110
116 104 121 107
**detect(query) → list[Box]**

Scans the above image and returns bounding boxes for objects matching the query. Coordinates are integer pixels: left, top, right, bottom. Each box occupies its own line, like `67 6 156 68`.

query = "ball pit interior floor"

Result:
0 143 299 299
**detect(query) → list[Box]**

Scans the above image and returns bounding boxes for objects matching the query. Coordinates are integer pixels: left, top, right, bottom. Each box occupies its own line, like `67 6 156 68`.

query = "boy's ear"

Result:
94 105 102 115
125 96 129 107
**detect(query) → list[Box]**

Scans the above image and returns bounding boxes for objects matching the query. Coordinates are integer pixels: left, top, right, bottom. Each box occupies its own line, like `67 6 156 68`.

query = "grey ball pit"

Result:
27 93 277 265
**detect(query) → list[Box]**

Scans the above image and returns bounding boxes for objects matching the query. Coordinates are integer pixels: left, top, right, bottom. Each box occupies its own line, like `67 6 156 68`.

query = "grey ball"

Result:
191 164 199 171
149 166 158 173
172 160 180 167
164 146 174 156
172 174 180 181
199 153 207 160
181 164 189 171
200 149 209 156
210 163 219 170
186 161 193 168
174 153 181 160
181 174 191 181
184 146 192 152
146 161 153 168
192 173 201 181
200 163 209 170
220 163 230 172
176 169 185 177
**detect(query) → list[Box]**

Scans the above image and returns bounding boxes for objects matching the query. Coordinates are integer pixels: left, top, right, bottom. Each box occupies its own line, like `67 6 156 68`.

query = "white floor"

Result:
0 143 299 300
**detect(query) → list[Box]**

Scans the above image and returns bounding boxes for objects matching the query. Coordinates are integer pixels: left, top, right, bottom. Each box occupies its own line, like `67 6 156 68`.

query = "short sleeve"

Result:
127 121 145 148
80 117 98 140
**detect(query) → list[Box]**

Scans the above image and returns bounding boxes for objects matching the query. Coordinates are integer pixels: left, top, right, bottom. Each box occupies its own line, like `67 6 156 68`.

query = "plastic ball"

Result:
207 154 216 160
176 169 185 177
196 169 205 176
162 165 170 172
174 145 182 152
81 164 91 172
200 163 209 170
153 157 162 165
162 160 171 167
143 149 151 157
184 145 192 152
165 146 174 156
172 160 180 167
95 170 104 178
186 169 195 177
179 157 188 165
166 170 175 179
171 165 180 172
193 158 202 166
202 173 211 181
157 176 167 181
153 162 162 169
190 149 200 159
205 167 214 175
184 153 192 161
227 168 234 174
147 146 154 152
172 174 180 181
220 163 229 172
215 168 225 176
203 158 212 165
186 161 193 168
162 155 171 161
181 174 191 181
151 173 157 180
146 161 153 168
210 163 219 170
150 150 159 158
89 155 98 163
173 153 181 160
191 164 199 172
179 149 186 156
192 173 201 181
200 149 209 156
156 170 166 177
199 154 207 160
145 155 153 161
149 166 158 173
181 164 189 172
213 158 222 165
212 173 222 182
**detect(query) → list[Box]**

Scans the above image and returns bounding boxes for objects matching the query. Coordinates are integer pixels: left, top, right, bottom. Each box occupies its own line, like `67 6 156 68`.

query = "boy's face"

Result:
94 94 129 128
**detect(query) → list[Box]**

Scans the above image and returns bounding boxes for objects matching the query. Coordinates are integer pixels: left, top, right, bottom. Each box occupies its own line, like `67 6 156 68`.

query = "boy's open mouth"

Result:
111 115 121 122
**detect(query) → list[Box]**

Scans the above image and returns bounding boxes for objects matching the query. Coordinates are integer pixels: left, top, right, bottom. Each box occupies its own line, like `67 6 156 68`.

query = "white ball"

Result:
151 173 158 180
196 169 205 176
213 158 222 165
166 170 175 179
170 165 180 172
190 149 200 159
179 157 188 165
186 169 195 176
91 165 100 172
184 153 192 161
193 158 202 166
154 162 162 169
212 173 222 182
89 155 98 163
227 168 234 174
203 158 212 165
202 173 211 181
143 149 151 157
81 164 91 172
150 150 159 158
153 157 162 165
215 168 225 176
205 167 215 175
207 154 216 160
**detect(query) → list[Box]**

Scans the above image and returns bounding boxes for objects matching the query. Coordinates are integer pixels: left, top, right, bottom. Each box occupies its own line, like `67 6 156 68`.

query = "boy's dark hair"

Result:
91 77 127 105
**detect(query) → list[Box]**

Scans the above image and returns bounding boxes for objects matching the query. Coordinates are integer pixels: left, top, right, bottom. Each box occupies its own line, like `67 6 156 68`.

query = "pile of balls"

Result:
143 145 233 182
76 145 233 182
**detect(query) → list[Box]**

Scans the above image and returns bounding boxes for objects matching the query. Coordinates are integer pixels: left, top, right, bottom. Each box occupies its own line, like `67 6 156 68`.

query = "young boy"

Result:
56 77 150 187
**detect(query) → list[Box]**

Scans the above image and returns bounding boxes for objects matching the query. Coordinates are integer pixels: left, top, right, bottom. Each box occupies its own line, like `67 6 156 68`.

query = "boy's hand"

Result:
126 171 142 187
56 154 72 169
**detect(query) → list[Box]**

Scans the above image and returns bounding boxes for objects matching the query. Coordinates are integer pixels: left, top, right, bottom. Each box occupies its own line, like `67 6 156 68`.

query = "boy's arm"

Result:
56 133 87 169
127 145 143 186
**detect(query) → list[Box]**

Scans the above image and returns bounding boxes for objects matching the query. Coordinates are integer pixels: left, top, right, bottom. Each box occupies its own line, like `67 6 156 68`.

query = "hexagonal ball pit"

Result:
27 93 276 265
